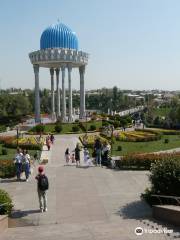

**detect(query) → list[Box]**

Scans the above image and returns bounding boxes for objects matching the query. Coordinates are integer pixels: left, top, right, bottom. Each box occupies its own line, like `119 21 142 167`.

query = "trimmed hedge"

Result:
0 189 13 215
72 125 80 132
89 125 96 131
4 143 42 150
115 152 180 170
30 124 45 133
54 124 62 133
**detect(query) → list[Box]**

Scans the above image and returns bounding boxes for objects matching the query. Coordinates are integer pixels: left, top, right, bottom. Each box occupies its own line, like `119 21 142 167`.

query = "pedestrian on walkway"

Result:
50 134 55 144
65 148 70 164
23 149 31 182
101 141 111 166
75 143 81 167
14 148 23 181
71 153 75 163
46 137 51 151
94 138 102 166
83 148 90 165
35 166 49 213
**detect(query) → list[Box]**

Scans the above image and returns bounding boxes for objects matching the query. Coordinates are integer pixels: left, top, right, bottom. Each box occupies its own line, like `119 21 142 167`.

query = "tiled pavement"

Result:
0 135 180 240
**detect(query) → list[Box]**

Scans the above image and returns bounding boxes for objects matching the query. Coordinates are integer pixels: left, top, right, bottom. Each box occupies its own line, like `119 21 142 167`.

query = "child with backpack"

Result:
35 166 49 213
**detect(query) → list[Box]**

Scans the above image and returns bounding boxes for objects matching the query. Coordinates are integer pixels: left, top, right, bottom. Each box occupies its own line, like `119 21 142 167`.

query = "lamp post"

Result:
16 126 19 148
85 111 88 133
110 125 114 154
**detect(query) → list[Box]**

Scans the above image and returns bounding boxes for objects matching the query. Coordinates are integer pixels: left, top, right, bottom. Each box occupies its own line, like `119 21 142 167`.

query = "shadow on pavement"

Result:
0 179 19 183
117 200 152 219
11 209 40 218
117 200 180 237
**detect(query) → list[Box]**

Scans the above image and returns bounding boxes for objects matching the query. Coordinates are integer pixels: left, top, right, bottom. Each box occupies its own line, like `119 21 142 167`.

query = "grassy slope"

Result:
112 135 180 156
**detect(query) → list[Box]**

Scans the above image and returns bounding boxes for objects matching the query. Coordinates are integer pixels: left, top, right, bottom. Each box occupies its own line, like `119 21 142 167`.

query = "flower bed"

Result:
0 136 44 150
79 134 108 147
115 130 161 142
136 128 180 135
115 152 180 170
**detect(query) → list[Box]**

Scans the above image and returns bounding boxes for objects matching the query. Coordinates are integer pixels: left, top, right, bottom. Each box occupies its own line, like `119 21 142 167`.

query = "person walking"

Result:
14 148 23 181
65 148 70 165
46 136 51 151
83 148 90 166
94 138 102 166
35 166 49 213
101 141 111 166
71 153 75 163
75 143 81 167
50 134 55 144
23 150 31 182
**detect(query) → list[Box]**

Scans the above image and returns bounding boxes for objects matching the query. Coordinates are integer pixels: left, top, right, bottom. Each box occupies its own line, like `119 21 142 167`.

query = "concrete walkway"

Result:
0 135 180 240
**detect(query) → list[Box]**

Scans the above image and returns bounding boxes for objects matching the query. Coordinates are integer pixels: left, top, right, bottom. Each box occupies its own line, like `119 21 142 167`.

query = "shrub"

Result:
72 125 80 132
89 125 96 131
0 189 13 215
54 124 62 133
102 121 109 127
0 160 16 178
75 119 79 123
142 157 180 205
164 138 169 144
32 124 45 133
1 148 8 155
117 145 122 151
0 125 6 133
113 121 119 129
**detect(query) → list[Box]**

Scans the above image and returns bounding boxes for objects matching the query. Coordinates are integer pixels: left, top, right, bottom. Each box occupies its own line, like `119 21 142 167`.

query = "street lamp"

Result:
16 126 19 148
110 125 114 154
85 111 88 133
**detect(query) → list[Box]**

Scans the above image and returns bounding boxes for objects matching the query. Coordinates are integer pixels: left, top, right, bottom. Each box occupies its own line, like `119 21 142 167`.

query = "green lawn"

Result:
44 123 84 134
82 120 102 131
0 144 37 161
39 121 102 134
153 107 171 117
112 135 180 156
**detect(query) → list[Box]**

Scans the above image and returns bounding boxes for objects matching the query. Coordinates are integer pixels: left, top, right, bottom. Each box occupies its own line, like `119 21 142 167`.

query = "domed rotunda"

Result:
29 22 88 123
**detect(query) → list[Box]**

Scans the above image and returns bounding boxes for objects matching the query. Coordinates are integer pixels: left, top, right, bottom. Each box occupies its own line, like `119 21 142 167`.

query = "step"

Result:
0 215 8 233
153 205 180 227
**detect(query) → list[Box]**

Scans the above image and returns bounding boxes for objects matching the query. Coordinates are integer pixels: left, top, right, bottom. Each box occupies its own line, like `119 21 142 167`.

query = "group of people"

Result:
14 148 31 181
46 134 55 151
65 143 85 167
64 138 111 167
65 143 92 167
93 138 111 166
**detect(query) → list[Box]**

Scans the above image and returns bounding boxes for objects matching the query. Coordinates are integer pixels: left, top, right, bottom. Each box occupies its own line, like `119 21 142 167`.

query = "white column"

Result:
56 68 60 118
79 65 85 119
68 65 73 122
50 68 55 120
33 64 41 123
61 65 66 122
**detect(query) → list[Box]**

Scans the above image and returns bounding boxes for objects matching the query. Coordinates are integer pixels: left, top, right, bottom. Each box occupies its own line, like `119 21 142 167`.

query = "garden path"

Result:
0 135 179 240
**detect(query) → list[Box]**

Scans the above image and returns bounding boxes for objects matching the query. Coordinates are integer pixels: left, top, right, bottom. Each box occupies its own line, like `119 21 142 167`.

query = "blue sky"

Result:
0 0 180 90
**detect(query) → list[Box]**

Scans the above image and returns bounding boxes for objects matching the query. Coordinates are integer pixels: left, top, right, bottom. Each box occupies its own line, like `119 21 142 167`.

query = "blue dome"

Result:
40 22 78 50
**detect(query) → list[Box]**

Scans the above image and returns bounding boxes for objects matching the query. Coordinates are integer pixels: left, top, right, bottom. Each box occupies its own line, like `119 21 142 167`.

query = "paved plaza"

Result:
0 135 180 240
